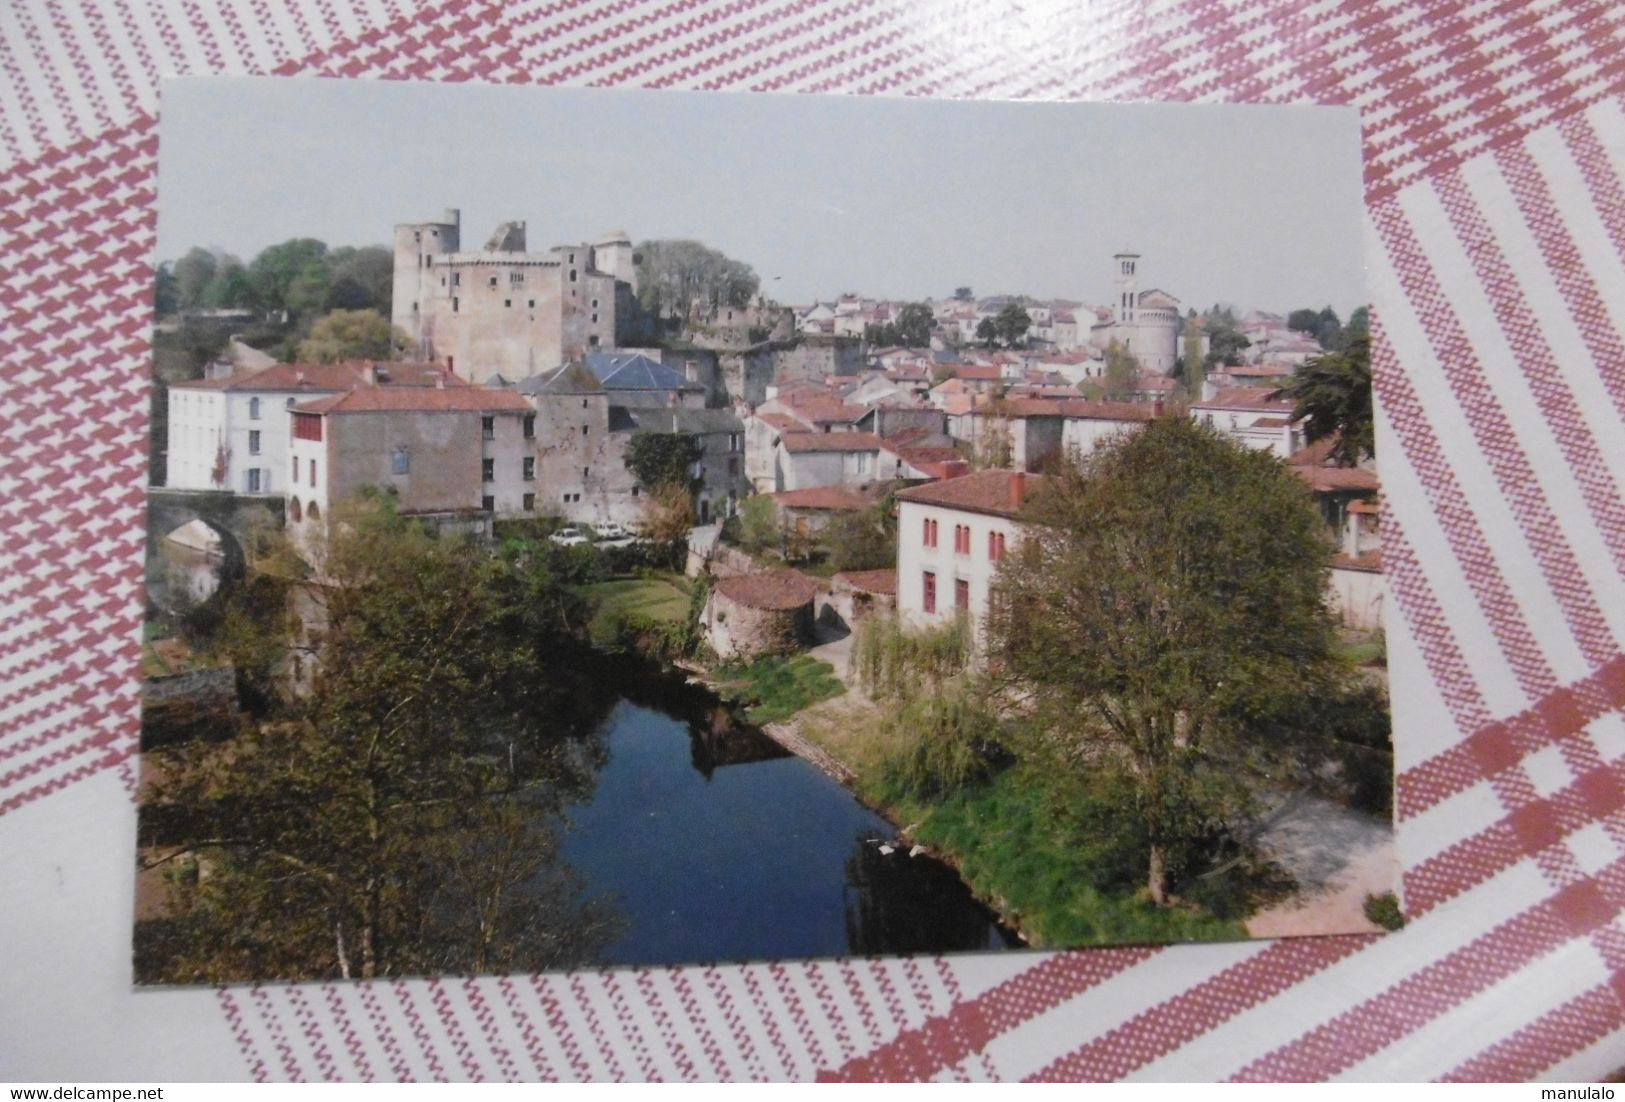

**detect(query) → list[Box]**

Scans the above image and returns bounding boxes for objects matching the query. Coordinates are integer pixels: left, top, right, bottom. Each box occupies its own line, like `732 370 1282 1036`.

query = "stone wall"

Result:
705 591 813 660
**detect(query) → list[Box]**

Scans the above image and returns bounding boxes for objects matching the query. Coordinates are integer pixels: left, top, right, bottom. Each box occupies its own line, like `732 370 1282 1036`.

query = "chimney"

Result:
1010 471 1025 509
362 363 377 386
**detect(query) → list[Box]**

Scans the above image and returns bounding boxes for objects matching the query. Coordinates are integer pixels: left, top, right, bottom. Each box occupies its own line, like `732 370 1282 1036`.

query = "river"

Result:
555 660 1020 966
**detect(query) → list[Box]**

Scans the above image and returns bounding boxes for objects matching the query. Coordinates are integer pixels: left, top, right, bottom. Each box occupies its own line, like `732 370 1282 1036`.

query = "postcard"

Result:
137 77 1394 984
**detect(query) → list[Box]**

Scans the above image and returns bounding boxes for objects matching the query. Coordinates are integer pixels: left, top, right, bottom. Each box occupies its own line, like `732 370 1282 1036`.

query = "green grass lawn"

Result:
869 765 1249 949
713 654 846 726
578 576 692 645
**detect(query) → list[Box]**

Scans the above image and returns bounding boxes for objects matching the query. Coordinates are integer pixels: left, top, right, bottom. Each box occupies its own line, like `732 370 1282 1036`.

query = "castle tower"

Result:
392 208 462 350
593 230 637 294
1113 251 1140 325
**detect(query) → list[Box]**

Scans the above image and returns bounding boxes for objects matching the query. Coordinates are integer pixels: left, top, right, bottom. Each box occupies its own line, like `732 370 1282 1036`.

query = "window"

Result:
249 397 260 420
923 517 938 547
582 424 589 436
482 416 495 440
482 495 495 512
591 298 599 308
570 269 577 282
728 456 739 476
582 466 589 480
856 452 870 475
310 460 317 488
504 299 511 308
286 397 296 410
523 414 535 439
248 430 261 455
955 524 971 555
453 272 461 287
528 299 535 308
292 456 300 481
522 492 535 511
589 335 599 347
288 498 302 522
632 485 640 497
307 501 320 520
523 457 535 481
730 433 742 453
989 530 1006 562
392 447 409 475
489 275 498 288
511 271 524 285
482 458 495 482
591 313 598 323
245 468 261 493
292 413 323 441
452 296 460 313
955 578 970 611
923 571 936 615
581 399 588 408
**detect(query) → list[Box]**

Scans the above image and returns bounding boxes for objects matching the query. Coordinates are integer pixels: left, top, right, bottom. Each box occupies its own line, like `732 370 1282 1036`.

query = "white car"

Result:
548 527 589 547
592 522 630 540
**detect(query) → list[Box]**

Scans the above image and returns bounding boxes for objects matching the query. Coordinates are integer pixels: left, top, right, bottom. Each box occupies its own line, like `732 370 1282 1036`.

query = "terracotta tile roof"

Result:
995 398 1153 422
1194 386 1294 413
832 568 897 595
1293 464 1381 493
769 487 874 511
779 431 884 454
293 386 533 415
895 469 1043 518
714 569 820 610
953 365 1003 381
175 360 465 392
785 395 867 424
1331 549 1383 573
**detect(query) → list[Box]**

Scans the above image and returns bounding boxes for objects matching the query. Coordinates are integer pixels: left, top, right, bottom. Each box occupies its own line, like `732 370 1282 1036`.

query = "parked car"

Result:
591 522 630 540
548 526 589 547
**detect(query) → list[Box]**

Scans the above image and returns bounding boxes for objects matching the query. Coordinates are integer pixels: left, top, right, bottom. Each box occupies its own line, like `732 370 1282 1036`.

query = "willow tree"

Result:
986 418 1341 906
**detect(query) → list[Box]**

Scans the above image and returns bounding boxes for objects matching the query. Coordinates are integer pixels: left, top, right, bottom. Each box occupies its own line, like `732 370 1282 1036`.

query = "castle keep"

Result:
391 209 648 383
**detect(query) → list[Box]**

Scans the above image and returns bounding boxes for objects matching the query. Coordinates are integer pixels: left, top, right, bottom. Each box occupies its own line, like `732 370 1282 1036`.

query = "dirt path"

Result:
1243 791 1398 938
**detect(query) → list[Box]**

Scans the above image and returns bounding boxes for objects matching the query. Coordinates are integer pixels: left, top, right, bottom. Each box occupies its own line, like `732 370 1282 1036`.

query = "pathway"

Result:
1243 790 1398 938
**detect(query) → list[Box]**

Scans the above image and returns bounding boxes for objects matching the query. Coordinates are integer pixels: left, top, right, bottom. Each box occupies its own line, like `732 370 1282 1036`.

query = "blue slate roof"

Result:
584 351 703 392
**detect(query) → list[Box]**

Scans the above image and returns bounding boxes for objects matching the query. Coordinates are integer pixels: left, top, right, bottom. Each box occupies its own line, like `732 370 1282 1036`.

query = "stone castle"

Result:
391 209 652 384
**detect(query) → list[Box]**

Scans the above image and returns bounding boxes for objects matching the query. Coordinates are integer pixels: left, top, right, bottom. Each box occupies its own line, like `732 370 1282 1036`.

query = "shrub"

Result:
851 614 973 699
878 685 1006 799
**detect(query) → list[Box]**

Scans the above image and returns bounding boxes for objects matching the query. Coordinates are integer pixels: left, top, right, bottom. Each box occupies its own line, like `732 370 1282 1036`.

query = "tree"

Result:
823 496 896 573
325 245 394 315
953 286 974 302
297 309 412 363
172 248 219 311
1276 331 1373 466
640 481 697 544
1203 313 1250 369
201 258 256 310
624 432 704 494
736 493 783 554
987 419 1342 906
1102 338 1139 401
154 263 179 317
137 499 618 982
634 240 759 320
1181 322 1205 399
975 318 998 348
993 304 1031 347
249 238 330 318
894 302 935 347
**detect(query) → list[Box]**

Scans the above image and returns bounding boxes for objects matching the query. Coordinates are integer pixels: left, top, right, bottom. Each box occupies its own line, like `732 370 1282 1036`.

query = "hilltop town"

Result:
158 209 1381 643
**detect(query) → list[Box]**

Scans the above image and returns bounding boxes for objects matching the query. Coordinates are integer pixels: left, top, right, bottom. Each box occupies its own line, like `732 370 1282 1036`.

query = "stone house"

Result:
894 470 1041 640
284 384 534 554
703 570 820 660
774 432 895 491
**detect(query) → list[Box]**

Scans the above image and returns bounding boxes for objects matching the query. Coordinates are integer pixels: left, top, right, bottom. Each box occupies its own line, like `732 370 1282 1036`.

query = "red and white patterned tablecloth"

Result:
3 0 1624 1082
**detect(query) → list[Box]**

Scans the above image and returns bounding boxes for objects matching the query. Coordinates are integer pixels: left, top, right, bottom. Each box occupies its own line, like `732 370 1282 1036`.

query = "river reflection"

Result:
553 658 1017 967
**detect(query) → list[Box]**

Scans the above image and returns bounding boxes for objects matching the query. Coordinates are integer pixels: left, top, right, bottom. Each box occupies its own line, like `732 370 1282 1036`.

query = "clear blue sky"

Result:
158 77 1368 316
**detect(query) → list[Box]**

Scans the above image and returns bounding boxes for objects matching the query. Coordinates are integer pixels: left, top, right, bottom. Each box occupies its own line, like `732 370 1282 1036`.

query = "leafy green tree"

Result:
249 238 330 317
136 500 617 982
823 496 896 573
1277 331 1373 466
993 304 1031 347
172 248 218 311
325 245 394 315
865 322 900 346
988 418 1344 905
953 286 974 302
736 493 783 554
624 432 704 493
894 302 935 347
1287 308 1321 336
201 257 256 310
1103 338 1140 401
975 318 998 348
154 263 179 317
1203 313 1250 369
1181 322 1205 399
297 309 411 363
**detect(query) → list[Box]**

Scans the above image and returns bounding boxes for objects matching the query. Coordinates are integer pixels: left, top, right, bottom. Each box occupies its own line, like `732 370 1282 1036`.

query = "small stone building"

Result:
824 568 897 633
704 570 819 661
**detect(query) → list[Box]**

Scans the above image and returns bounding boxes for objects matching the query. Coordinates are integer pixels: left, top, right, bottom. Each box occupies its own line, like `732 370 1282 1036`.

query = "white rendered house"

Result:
894 470 1039 637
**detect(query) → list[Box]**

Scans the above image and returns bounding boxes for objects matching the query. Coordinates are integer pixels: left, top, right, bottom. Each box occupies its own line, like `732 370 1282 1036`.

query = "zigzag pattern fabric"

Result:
2 0 1624 1081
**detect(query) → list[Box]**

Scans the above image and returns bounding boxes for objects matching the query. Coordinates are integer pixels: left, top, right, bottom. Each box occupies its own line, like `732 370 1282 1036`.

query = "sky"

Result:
158 77 1369 316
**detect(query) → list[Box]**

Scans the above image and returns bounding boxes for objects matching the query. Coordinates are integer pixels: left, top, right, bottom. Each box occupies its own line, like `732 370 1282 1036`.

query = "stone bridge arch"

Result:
145 488 285 609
